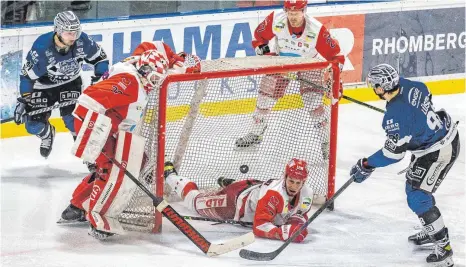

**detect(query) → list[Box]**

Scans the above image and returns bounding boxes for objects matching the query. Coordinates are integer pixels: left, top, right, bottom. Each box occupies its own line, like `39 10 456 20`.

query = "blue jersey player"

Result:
350 64 459 267
14 11 108 159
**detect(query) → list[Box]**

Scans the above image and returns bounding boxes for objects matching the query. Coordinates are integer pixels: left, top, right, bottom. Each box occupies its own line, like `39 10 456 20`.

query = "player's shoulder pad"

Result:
31 31 54 52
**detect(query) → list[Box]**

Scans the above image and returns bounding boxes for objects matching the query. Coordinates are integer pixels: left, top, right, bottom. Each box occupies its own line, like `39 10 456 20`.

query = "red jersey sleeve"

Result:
82 73 139 110
315 25 345 65
252 11 276 48
252 190 284 240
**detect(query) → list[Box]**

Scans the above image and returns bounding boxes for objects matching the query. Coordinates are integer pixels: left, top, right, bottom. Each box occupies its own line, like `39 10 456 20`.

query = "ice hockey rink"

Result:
1 94 465 267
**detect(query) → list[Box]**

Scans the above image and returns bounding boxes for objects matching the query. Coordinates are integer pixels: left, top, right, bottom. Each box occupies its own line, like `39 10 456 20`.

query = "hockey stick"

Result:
183 215 253 227
285 73 386 114
102 153 254 256
239 176 354 261
121 210 253 227
1 100 78 124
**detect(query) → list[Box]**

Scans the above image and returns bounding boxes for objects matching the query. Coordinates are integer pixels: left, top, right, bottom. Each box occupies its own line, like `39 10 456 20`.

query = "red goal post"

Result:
119 56 342 233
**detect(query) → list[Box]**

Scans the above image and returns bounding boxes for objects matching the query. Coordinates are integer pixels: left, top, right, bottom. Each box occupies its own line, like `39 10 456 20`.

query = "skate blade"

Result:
433 255 454 267
234 144 260 152
56 218 87 225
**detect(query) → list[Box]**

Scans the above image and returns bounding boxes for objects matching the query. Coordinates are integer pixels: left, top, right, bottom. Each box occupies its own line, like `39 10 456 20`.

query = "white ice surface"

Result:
1 94 465 267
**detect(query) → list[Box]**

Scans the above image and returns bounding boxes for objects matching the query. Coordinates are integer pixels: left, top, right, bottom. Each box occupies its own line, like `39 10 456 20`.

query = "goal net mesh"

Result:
118 56 337 232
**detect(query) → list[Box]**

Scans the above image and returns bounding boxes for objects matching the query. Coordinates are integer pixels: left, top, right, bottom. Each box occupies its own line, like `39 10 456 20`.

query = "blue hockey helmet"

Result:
54 11 82 40
366 64 399 92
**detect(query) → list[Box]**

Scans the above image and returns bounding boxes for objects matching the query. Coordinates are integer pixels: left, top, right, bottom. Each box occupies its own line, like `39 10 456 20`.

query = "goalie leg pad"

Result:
87 131 145 234
71 110 112 163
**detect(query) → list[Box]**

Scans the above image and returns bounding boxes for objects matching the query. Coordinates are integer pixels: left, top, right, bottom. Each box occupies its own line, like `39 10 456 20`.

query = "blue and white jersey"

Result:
20 31 109 95
367 77 454 168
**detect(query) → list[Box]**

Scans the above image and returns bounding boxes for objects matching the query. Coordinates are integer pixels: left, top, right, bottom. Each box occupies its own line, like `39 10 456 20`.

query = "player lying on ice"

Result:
164 158 314 243
57 42 201 240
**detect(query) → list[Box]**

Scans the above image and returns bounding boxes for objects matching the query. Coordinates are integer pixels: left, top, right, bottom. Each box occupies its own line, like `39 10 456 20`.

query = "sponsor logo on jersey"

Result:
409 166 427 180
30 50 39 64
99 182 114 205
427 162 444 186
45 50 53 57
408 87 421 107
90 184 101 201
196 194 227 209
421 95 431 115
384 119 400 132
60 91 80 101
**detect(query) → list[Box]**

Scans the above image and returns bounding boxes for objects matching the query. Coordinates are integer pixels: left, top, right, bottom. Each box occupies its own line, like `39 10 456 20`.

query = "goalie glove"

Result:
170 52 201 74
255 44 271 56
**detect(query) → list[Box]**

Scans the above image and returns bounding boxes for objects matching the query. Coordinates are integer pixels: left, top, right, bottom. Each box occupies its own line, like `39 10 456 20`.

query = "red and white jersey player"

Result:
164 158 314 243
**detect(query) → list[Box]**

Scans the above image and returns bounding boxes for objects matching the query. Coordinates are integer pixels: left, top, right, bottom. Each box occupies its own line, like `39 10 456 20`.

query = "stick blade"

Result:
207 232 255 257
239 248 278 261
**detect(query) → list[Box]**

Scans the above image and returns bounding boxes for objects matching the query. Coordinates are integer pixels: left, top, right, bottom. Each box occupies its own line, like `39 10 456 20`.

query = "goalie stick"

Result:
239 176 354 261
285 73 386 114
102 152 255 256
1 100 78 124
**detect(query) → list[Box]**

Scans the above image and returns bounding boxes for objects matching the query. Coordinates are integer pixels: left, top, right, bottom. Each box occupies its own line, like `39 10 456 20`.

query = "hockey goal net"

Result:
118 55 341 232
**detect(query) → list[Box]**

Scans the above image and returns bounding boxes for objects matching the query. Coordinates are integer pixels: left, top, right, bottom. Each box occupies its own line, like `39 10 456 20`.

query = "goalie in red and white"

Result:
57 44 201 240
235 0 345 161
164 158 314 243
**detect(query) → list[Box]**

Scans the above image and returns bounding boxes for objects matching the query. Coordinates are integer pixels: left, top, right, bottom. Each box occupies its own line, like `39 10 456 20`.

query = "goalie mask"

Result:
366 64 400 99
135 50 169 91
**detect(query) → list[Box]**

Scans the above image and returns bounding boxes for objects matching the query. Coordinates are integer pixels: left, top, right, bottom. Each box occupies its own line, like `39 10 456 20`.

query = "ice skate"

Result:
38 124 55 158
88 225 114 240
57 204 86 224
217 177 235 188
235 132 263 149
426 228 454 267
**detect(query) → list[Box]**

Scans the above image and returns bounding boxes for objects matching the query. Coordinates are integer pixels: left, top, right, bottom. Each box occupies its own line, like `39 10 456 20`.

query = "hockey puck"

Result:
240 165 249 174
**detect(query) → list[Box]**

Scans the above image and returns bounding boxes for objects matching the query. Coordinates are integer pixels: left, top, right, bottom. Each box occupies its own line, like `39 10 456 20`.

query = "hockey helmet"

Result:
366 64 400 92
54 11 82 40
284 0 307 11
285 158 308 181
135 49 169 89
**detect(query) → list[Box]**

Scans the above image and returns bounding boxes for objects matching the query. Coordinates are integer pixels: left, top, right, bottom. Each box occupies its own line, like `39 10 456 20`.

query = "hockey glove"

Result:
350 158 375 183
255 44 271 56
280 214 308 243
14 93 32 125
90 71 109 85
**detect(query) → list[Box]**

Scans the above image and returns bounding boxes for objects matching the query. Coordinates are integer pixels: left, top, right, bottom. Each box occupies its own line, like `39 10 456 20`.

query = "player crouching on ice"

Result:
164 158 314 243
57 43 201 240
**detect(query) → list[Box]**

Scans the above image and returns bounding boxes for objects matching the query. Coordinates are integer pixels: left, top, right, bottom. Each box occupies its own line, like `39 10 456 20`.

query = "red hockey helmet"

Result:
285 158 308 181
284 0 307 11
135 49 169 90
